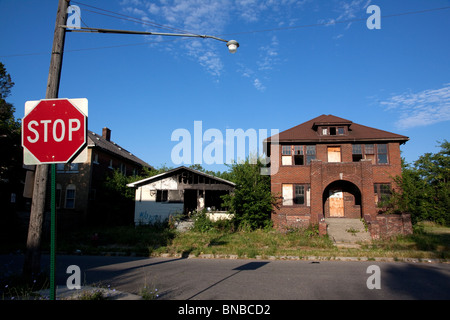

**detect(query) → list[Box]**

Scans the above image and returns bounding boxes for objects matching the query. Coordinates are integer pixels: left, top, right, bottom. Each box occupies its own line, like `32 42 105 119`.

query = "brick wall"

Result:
366 213 413 239
270 142 405 237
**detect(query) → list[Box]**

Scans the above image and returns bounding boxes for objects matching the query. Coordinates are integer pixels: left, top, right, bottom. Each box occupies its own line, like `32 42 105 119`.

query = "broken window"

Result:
281 145 315 166
374 183 391 204
364 144 376 164
352 144 363 162
282 184 310 206
294 185 305 205
293 146 304 165
329 127 337 135
306 146 316 164
355 144 389 165
282 145 292 165
156 190 168 202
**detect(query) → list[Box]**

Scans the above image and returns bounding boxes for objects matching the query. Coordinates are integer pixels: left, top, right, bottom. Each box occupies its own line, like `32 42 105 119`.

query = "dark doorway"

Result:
184 189 198 215
323 180 362 218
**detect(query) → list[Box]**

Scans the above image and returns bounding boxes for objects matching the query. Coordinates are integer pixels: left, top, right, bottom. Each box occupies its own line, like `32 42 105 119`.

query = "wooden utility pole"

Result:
23 0 70 278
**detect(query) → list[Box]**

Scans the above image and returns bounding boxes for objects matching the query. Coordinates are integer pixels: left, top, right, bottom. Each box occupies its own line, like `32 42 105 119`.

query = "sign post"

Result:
22 98 87 299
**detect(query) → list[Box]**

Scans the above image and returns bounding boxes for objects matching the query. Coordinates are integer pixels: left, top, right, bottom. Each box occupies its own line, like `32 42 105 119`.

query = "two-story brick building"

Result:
266 114 412 238
28 127 152 230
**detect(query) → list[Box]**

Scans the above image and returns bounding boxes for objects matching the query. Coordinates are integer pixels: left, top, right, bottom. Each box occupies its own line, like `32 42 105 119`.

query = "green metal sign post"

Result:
50 163 56 300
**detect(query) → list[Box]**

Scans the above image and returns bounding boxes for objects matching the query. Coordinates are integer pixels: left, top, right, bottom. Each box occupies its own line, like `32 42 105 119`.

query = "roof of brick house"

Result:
266 114 409 144
87 128 151 168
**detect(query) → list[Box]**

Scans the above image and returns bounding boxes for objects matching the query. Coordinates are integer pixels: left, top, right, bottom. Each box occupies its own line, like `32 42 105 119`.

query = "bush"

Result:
221 157 278 230
191 210 214 233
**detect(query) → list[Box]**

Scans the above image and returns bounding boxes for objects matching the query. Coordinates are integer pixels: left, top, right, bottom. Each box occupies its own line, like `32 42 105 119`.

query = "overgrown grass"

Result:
56 223 177 256
160 227 335 258
48 220 449 261
361 222 450 260
4 220 448 262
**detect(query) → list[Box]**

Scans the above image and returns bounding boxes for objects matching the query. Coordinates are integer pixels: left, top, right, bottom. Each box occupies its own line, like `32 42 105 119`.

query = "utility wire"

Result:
218 5 450 37
71 0 199 35
2 5 449 58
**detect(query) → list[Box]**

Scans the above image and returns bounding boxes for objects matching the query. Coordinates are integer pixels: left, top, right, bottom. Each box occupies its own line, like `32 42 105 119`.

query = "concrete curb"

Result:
155 252 448 264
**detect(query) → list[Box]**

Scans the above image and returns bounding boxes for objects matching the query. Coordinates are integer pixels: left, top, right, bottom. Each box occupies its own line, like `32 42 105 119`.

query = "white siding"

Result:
134 176 183 225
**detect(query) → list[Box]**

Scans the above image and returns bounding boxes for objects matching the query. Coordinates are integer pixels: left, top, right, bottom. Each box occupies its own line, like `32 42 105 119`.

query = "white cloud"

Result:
253 78 266 92
319 0 372 35
380 84 450 130
257 36 280 71
119 0 307 81
336 0 372 21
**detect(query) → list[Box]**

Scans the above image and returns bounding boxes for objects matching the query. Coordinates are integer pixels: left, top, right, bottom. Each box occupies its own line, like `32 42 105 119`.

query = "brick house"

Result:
265 114 413 238
24 127 152 230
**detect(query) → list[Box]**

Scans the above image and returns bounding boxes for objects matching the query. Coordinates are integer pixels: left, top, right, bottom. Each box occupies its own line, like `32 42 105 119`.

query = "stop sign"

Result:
22 98 88 164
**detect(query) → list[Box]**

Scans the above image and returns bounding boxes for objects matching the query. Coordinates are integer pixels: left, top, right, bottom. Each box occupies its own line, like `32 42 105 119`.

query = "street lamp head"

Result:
227 40 239 54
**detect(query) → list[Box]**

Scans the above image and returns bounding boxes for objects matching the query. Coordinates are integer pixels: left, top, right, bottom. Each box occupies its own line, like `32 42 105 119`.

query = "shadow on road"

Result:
186 261 269 300
383 263 450 299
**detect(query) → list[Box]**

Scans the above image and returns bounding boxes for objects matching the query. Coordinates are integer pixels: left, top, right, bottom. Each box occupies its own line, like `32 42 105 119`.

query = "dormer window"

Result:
320 126 346 136
330 127 336 135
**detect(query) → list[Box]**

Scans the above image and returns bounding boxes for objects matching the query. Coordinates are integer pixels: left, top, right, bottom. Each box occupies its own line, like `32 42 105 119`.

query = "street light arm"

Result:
60 25 239 52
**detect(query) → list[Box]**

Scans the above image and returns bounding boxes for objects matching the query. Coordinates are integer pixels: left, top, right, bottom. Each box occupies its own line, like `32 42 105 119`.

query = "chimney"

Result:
102 127 111 141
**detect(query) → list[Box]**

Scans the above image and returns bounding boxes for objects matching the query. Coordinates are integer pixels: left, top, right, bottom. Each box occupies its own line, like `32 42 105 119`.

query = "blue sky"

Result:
1 0 449 173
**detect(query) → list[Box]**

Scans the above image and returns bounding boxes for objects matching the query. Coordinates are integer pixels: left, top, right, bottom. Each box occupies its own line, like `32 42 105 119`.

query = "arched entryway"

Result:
322 180 361 219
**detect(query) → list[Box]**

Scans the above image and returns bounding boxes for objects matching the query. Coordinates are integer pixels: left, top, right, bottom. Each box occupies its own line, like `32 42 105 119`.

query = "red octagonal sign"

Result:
22 98 88 164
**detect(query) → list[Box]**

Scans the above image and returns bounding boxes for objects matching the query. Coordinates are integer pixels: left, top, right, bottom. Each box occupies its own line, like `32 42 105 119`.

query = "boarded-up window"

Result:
168 190 183 203
282 146 292 165
327 146 341 163
283 184 310 206
282 184 293 206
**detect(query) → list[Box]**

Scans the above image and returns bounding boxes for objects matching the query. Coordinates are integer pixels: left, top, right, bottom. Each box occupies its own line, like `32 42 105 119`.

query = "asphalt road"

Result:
1 254 449 301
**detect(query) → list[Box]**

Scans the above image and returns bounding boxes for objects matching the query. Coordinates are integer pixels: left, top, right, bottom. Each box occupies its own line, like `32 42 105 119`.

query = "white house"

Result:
126 166 235 225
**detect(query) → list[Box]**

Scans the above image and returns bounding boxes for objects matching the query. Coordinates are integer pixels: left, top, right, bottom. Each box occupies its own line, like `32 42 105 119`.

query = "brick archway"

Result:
322 180 362 219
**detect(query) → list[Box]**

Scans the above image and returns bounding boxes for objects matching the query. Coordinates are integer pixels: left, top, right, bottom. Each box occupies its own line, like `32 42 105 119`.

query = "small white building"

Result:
126 166 235 225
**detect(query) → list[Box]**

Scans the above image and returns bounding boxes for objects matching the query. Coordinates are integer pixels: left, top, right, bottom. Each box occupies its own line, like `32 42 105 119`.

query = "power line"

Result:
218 5 450 37
71 0 199 35
2 5 449 58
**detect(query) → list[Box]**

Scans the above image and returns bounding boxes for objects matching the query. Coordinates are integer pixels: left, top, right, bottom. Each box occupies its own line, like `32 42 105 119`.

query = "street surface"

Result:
1 254 449 300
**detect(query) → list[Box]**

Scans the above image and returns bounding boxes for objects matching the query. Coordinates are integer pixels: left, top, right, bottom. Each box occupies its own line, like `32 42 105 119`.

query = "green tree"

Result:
221 157 277 230
95 166 171 226
387 141 450 226
0 62 22 241
0 62 20 183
